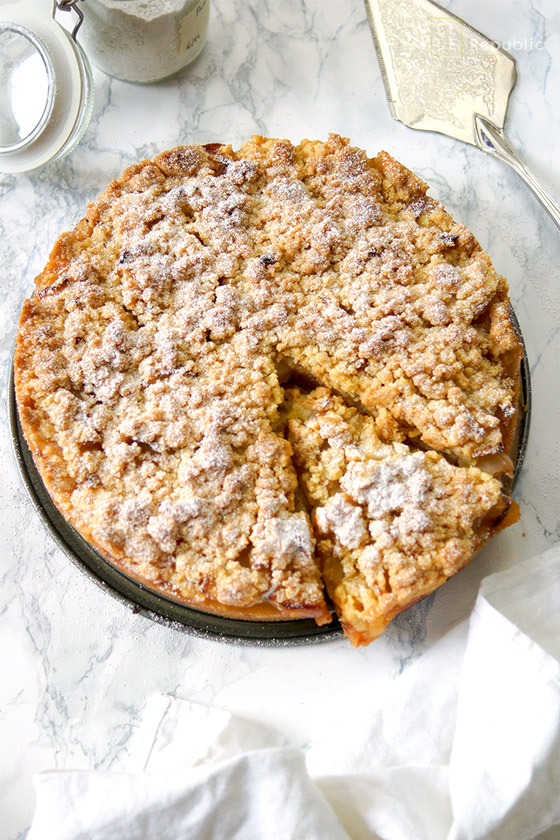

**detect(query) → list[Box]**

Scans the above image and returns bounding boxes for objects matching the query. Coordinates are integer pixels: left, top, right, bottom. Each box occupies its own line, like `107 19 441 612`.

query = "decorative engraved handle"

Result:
474 114 560 232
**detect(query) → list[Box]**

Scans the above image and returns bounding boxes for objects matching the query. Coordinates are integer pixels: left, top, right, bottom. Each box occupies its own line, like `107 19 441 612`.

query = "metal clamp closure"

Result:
53 0 85 40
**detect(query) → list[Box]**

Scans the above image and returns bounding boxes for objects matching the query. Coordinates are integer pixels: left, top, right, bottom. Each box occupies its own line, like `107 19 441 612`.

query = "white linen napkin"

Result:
27 546 560 840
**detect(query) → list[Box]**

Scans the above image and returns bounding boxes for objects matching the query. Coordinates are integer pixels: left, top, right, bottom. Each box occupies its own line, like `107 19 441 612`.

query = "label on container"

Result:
178 0 210 57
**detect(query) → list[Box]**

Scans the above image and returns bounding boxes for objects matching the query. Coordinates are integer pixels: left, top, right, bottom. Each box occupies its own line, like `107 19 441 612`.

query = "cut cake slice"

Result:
285 386 517 645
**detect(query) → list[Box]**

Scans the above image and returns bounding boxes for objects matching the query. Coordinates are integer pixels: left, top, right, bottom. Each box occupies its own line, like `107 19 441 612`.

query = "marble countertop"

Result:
1 1 559 837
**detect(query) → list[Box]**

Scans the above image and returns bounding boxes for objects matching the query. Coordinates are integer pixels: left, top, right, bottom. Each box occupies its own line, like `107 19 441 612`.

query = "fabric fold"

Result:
28 749 350 840
448 549 560 840
27 545 560 840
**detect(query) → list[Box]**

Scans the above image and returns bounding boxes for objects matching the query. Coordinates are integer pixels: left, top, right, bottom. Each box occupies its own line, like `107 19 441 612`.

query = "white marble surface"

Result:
1 1 559 837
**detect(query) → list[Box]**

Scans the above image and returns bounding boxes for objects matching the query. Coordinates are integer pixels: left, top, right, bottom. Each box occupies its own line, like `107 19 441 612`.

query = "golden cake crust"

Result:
14 135 522 641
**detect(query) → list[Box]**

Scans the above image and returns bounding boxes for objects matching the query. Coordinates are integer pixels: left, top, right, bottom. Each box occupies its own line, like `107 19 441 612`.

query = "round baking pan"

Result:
9 312 531 645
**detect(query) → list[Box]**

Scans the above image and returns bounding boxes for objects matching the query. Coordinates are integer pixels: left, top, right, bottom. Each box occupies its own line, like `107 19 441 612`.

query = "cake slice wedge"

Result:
284 386 518 646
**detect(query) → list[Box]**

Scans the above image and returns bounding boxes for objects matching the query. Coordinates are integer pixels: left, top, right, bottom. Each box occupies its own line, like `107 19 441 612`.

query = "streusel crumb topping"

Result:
285 387 512 645
15 135 521 639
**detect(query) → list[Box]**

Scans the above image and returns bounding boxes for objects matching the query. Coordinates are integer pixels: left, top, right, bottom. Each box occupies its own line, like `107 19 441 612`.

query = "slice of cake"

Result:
285 387 517 645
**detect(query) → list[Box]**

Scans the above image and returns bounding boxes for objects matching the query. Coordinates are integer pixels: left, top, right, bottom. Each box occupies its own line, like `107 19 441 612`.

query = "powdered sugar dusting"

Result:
341 453 432 518
315 493 368 549
251 514 314 569
16 135 519 628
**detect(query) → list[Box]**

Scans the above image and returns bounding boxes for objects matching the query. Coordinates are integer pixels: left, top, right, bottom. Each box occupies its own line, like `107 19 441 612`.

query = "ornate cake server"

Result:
364 0 560 230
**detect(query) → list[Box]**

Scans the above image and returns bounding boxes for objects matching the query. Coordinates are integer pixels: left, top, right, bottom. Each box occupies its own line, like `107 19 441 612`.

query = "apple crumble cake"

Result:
14 134 522 644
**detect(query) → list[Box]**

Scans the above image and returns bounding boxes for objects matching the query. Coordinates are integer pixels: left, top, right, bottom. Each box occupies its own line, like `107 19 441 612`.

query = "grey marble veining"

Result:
1 1 559 837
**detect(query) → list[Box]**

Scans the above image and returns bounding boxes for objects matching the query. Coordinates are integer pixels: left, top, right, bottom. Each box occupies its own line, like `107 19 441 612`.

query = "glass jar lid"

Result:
0 1 93 174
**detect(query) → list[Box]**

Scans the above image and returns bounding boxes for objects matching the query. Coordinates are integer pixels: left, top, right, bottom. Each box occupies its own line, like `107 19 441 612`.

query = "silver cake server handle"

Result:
474 115 560 232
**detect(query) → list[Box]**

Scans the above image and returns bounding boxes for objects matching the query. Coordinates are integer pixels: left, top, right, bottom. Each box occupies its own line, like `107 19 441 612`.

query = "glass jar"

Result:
0 1 94 174
79 0 211 83
0 0 211 174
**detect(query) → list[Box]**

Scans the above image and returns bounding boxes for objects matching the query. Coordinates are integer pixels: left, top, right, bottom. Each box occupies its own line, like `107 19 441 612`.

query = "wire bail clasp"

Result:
53 0 85 41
